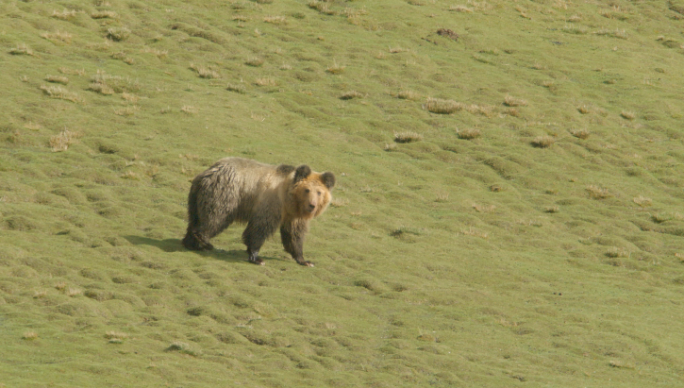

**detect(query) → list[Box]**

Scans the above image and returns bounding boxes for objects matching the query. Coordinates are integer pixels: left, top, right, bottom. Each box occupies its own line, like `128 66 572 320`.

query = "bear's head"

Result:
289 165 335 219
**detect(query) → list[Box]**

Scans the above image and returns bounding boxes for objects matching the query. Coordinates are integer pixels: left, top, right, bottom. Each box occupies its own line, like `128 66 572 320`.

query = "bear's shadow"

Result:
123 235 281 264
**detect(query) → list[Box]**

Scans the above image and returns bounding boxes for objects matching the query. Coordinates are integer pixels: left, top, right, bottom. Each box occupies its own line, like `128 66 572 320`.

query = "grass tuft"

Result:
10 44 34 56
450 5 473 13
531 136 555 148
245 57 265 67
226 83 247 94
107 27 131 41
22 332 38 341
570 129 590 139
190 63 220 79
51 9 77 20
425 98 463 114
340 91 364 100
41 31 73 44
397 90 421 100
503 95 527 107
620 111 636 120
394 132 423 143
45 75 69 85
49 129 74 152
39 85 83 103
91 11 118 19
586 185 611 199
326 61 346 74
456 128 481 140
166 342 201 357
633 196 652 207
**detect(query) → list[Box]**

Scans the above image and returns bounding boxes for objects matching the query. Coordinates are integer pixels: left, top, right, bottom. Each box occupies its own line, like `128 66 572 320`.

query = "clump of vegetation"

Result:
49 129 74 152
340 90 363 100
45 75 69 85
531 135 554 148
41 31 73 44
326 61 345 74
571 129 591 139
456 128 481 140
397 90 421 100
190 63 220 79
9 44 34 56
621 110 636 120
586 185 611 199
91 11 118 19
425 98 463 114
394 132 423 143
503 95 527 107
39 85 83 103
106 27 131 41
245 57 265 67
226 83 247 93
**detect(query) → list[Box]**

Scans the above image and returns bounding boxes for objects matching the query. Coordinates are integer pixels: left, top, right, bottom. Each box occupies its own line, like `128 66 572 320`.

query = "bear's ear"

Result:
294 165 312 183
320 172 335 189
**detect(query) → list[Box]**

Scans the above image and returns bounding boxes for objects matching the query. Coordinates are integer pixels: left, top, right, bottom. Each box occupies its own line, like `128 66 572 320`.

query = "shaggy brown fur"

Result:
182 157 335 267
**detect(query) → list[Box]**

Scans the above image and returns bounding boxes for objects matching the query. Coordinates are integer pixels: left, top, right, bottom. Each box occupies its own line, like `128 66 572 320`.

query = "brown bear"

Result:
182 157 335 267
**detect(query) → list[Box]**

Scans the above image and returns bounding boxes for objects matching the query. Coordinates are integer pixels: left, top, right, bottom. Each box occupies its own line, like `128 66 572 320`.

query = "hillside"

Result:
2 0 684 386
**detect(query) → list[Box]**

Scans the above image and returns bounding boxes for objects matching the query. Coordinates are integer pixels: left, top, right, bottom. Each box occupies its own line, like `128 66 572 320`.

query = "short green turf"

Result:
2 0 684 386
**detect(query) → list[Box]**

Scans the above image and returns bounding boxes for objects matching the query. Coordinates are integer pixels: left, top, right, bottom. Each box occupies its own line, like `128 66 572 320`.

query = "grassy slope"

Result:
1 0 684 386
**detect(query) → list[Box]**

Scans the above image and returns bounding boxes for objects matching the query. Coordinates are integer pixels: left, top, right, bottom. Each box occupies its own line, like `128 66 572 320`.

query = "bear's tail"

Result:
182 184 213 251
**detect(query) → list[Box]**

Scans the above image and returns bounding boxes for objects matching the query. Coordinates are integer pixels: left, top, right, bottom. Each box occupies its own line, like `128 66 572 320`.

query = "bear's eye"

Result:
304 189 310 194
317 191 321 196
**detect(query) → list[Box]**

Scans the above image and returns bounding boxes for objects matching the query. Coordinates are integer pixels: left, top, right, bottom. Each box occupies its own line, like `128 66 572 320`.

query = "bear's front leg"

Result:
280 221 313 267
242 215 279 266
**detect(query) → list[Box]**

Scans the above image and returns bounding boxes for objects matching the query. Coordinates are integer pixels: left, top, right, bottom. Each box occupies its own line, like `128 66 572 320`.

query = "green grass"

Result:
2 0 684 387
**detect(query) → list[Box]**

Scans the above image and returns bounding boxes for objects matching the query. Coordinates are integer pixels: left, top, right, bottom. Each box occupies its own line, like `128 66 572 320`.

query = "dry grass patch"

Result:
389 46 409 54
383 143 397 151
340 90 364 100
226 83 247 94
245 57 265 67
456 128 481 140
450 5 473 13
472 203 496 213
166 342 201 357
51 9 77 20
462 227 489 239
326 61 346 74
22 332 38 341
10 44 34 56
39 85 83 103
308 1 336 15
91 71 140 93
45 75 69 85
181 105 198 114
544 206 560 213
254 77 277 87
464 103 494 117
65 287 82 297
190 63 220 79
594 28 628 39
620 110 636 120
503 95 527 107
107 27 131 41
143 47 168 59
586 185 611 199
394 132 423 143
91 11 118 19
114 106 138 117
49 129 74 152
570 129 590 139
531 135 555 148
577 104 590 114
264 15 287 24
121 93 139 103
425 98 463 114
397 90 420 100
633 196 652 207
88 82 115 95
59 67 86 76
41 31 73 44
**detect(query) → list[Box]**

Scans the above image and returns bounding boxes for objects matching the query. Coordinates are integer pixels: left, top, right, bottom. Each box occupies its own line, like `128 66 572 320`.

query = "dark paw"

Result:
249 257 265 266
297 260 314 267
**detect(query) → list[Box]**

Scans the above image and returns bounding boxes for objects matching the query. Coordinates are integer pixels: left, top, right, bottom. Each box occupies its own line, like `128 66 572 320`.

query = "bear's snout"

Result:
307 202 316 212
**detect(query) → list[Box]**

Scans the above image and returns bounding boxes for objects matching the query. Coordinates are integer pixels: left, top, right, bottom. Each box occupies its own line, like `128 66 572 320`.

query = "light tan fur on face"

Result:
289 174 332 219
